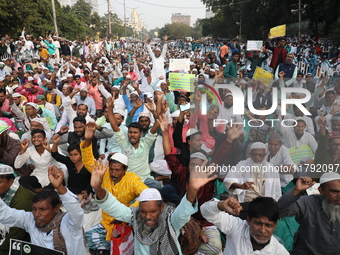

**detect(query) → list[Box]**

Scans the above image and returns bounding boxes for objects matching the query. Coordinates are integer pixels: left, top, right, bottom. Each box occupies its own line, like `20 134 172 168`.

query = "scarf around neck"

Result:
132 205 179 255
38 211 67 255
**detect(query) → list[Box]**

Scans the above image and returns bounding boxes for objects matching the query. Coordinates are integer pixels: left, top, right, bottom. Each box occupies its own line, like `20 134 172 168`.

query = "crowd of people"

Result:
0 28 339 255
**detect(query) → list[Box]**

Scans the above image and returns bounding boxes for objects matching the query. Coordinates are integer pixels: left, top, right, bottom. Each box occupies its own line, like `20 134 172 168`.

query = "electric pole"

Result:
124 0 127 37
51 0 58 36
107 0 111 38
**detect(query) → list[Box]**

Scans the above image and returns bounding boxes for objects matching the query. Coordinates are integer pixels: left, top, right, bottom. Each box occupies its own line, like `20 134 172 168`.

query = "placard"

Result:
246 41 263 51
169 73 195 92
252 66 274 87
269 24 286 39
10 239 64 255
169 59 190 71
288 145 314 164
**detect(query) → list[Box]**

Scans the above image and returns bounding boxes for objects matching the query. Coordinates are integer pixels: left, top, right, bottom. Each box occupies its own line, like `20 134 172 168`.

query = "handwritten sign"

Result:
269 24 286 39
252 66 274 87
169 59 190 71
10 239 64 255
169 73 195 92
246 41 263 51
288 145 314 164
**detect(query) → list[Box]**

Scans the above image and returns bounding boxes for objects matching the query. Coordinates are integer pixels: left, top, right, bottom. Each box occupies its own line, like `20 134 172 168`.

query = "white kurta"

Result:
223 158 282 203
146 44 167 82
0 189 85 255
201 201 289 255
265 144 296 187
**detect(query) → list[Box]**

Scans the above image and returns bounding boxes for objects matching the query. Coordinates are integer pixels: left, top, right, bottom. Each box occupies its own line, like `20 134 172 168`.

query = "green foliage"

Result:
200 0 340 41
158 23 192 39
0 0 130 41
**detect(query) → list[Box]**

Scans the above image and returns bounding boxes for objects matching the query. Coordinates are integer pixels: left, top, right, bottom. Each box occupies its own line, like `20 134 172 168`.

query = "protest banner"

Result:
10 239 64 255
169 59 190 71
169 73 195 92
252 66 274 87
288 145 314 164
246 41 263 51
269 24 286 39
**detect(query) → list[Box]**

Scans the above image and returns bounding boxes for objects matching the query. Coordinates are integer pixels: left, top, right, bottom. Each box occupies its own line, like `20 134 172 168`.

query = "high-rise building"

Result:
58 0 98 14
171 13 191 26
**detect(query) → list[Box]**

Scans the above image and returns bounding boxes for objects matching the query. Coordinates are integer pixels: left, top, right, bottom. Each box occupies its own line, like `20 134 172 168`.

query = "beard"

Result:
322 199 340 224
80 96 86 100
285 59 293 65
137 214 162 239
224 102 232 109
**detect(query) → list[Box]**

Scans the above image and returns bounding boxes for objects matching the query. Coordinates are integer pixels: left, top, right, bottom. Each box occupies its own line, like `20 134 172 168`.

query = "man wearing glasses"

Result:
224 142 281 219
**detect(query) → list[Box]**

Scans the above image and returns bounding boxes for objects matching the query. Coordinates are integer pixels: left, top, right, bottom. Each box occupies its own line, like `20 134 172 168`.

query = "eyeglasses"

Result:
250 153 265 157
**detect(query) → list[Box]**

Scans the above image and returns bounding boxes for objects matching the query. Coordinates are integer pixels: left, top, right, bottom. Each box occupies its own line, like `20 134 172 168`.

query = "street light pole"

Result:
51 0 58 36
298 0 301 42
107 0 111 38
124 0 127 37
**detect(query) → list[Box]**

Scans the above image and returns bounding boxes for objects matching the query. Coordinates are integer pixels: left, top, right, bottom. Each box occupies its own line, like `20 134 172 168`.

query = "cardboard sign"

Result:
246 41 263 51
169 73 195 92
169 59 190 71
10 239 64 255
288 145 314 164
252 66 274 87
269 24 286 39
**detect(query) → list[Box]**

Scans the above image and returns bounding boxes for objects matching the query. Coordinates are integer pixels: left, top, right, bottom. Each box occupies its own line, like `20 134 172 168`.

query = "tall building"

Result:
58 0 98 14
171 13 191 26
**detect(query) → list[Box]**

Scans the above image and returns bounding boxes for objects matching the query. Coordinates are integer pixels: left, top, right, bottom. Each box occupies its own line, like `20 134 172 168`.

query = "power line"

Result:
134 0 207 9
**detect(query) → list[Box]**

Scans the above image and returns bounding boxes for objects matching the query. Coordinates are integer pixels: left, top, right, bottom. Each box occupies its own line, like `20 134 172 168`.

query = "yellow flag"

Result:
269 24 286 39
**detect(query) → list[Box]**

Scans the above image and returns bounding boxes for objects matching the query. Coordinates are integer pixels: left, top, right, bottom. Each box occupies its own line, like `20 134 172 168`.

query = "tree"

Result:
158 23 191 39
200 0 340 40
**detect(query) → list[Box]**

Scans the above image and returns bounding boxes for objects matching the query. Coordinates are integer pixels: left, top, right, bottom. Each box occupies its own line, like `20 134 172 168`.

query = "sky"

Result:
98 0 207 30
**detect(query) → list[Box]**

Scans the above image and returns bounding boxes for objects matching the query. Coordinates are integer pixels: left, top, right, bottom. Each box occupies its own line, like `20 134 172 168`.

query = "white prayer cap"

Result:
130 91 139 96
138 112 151 120
170 110 180 118
139 188 162 202
210 69 215 72
250 142 266 151
154 48 161 51
122 70 128 73
192 68 198 71
12 93 21 98
126 75 131 79
27 77 34 81
109 152 128 166
190 152 207 161
26 102 39 110
61 77 67 81
114 109 125 117
0 165 14 175
71 98 77 104
30 118 45 126
320 172 340 185
67 74 73 77
150 160 171 176
80 88 88 92
186 128 201 138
